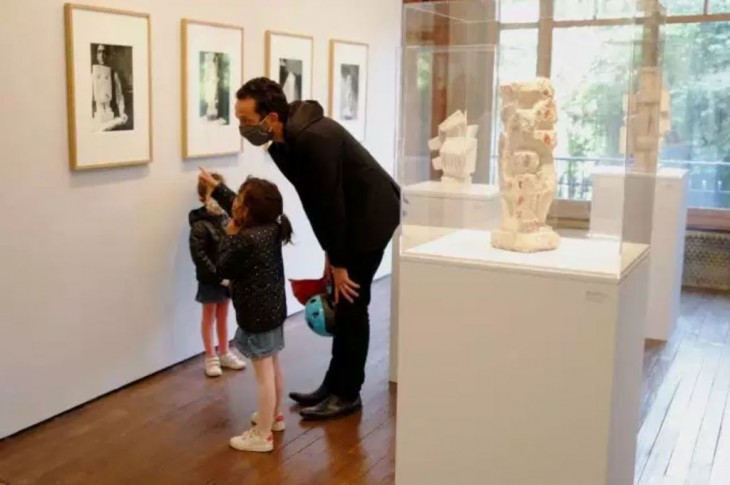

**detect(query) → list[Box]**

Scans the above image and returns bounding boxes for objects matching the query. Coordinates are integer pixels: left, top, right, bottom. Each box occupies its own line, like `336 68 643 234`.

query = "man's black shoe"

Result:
289 385 329 407
299 395 362 421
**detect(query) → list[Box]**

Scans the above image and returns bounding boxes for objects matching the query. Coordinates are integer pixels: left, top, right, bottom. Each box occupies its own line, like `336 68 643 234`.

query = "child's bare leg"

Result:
201 304 216 357
273 353 284 416
217 300 245 371
215 301 230 354
252 356 276 435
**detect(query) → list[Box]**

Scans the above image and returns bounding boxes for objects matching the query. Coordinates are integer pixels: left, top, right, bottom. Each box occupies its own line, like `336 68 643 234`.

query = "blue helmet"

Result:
305 292 336 337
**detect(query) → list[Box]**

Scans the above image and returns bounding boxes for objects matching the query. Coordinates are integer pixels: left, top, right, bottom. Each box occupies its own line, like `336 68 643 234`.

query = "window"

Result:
498 29 538 83
448 0 730 226
551 26 635 200
596 0 639 18
662 0 705 15
500 0 539 23
554 0 636 20
554 0 598 20
400 48 434 185
710 0 730 13
554 0 708 18
662 21 730 209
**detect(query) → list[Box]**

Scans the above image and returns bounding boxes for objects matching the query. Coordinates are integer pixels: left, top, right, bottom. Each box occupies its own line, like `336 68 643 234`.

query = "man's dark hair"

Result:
236 77 290 123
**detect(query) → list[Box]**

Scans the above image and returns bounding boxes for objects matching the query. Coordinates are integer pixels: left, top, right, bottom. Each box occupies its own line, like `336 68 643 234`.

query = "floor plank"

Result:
662 343 722 484
686 343 730 485
707 384 730 485
1 282 730 485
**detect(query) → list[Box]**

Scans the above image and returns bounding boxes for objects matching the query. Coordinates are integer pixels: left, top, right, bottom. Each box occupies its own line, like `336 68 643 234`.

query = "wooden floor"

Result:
637 290 730 485
1 282 730 484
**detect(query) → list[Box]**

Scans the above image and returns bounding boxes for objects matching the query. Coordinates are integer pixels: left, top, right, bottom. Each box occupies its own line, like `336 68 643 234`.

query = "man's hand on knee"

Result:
332 266 360 304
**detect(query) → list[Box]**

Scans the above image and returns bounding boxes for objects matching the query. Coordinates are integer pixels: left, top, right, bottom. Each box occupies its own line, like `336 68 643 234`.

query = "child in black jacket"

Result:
203 173 293 453
189 173 247 377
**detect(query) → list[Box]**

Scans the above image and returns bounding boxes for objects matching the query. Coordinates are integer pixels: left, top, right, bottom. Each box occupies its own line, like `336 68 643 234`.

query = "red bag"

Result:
289 278 327 305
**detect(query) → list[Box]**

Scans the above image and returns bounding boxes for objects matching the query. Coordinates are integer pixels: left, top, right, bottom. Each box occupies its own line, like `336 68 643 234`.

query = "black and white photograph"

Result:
199 51 230 125
65 4 151 170
90 43 134 132
266 31 313 102
329 40 368 141
340 63 360 121
182 20 243 159
279 58 303 101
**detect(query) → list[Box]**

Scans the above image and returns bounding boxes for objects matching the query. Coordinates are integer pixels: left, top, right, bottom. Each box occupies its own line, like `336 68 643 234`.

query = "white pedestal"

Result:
390 181 500 382
390 224 459 383
403 181 500 230
395 230 650 485
590 167 688 340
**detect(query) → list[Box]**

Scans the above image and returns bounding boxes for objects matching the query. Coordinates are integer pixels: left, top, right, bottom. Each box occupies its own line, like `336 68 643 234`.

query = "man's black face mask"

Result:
239 115 273 146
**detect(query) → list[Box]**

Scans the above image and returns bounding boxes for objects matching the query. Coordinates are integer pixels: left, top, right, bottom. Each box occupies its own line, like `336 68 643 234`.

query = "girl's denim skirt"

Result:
234 325 285 360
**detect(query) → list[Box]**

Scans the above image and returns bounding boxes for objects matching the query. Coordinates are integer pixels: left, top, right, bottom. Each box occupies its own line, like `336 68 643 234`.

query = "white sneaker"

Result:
229 429 274 453
251 411 286 432
219 352 247 371
204 356 222 377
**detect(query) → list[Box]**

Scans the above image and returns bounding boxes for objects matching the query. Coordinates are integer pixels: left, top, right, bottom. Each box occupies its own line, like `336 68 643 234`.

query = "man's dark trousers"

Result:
323 248 386 401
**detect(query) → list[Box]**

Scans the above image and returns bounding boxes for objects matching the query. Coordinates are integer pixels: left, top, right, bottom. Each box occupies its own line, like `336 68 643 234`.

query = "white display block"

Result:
390 224 458 382
391 181 500 383
396 230 650 485
590 166 688 340
403 181 500 230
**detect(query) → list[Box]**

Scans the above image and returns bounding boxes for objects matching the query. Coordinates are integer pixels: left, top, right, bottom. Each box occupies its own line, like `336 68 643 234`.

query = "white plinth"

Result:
395 230 650 485
403 181 500 230
390 181 500 382
590 166 688 340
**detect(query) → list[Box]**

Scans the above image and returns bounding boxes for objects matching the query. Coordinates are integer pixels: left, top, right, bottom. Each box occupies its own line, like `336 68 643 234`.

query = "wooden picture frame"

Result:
64 3 152 170
265 31 314 102
181 19 244 159
329 39 369 142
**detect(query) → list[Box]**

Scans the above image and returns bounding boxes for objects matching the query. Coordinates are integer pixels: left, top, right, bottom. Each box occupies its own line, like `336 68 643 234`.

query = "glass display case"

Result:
399 43 501 249
396 0 666 279
398 1 501 252
395 5 671 485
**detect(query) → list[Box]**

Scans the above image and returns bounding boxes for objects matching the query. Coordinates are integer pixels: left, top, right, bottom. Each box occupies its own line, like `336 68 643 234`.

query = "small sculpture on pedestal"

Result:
428 110 479 186
619 0 669 172
620 66 671 173
491 78 560 253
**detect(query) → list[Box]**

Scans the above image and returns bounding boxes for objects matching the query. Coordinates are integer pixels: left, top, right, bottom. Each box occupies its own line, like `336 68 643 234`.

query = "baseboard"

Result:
0 349 209 442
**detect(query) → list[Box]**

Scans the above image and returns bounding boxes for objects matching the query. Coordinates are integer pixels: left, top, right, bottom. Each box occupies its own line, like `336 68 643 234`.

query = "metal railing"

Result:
404 153 730 210
552 156 730 209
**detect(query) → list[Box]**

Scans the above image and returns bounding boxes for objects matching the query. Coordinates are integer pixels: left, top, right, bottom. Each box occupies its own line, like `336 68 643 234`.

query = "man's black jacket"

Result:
268 101 400 267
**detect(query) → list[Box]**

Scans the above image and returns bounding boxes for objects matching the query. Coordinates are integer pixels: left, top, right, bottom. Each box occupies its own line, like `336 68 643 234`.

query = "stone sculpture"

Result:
428 110 479 185
620 66 671 172
618 0 669 172
491 78 560 253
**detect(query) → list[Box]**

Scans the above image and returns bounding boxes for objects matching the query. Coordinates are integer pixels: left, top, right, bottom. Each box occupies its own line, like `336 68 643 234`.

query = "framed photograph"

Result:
64 4 151 171
265 31 313 102
329 40 368 142
181 19 243 159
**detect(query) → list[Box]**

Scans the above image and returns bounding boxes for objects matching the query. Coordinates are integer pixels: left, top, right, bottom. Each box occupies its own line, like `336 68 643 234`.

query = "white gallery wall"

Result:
0 0 401 438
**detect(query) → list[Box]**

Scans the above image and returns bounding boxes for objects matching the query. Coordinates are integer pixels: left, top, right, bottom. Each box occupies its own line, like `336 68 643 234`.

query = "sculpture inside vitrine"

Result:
618 0 669 172
491 78 560 253
620 68 671 173
428 110 479 185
